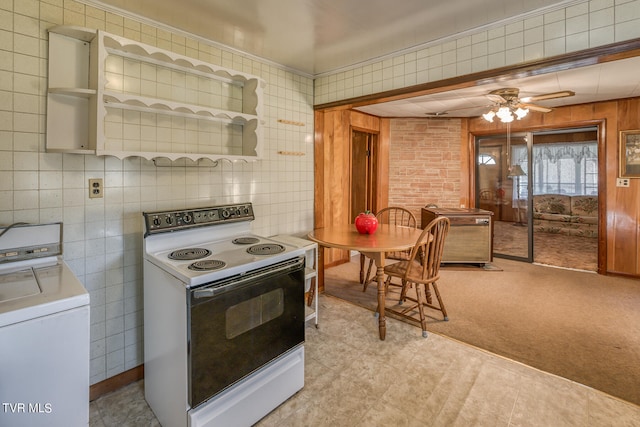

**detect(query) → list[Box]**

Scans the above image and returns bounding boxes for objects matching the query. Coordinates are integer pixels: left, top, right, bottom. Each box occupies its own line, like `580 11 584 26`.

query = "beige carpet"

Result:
324 257 640 406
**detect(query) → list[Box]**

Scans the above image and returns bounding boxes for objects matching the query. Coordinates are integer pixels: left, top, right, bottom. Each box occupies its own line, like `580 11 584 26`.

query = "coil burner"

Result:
232 237 260 245
188 259 226 271
169 248 212 261
247 244 286 256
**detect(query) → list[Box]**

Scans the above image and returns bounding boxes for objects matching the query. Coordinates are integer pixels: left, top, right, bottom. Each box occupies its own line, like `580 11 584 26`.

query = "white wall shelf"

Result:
46 26 264 162
101 91 258 124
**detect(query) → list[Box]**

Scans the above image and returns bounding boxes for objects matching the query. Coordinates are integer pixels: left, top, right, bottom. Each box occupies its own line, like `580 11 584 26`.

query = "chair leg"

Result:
359 254 365 283
415 283 428 338
431 282 448 321
362 258 375 291
425 287 433 305
399 280 409 303
384 275 392 294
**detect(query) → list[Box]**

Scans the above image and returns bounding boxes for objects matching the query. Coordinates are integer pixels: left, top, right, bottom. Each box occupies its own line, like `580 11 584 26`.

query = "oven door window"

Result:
226 288 284 339
188 258 304 408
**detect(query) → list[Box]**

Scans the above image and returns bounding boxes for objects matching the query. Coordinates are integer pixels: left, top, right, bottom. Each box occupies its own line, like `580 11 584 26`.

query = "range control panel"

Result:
143 203 254 236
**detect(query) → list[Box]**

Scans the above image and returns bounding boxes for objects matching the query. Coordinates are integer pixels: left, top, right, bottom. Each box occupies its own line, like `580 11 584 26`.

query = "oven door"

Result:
188 256 305 408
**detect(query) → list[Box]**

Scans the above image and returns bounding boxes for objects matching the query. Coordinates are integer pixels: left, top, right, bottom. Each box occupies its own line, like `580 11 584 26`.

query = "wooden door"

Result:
351 129 378 221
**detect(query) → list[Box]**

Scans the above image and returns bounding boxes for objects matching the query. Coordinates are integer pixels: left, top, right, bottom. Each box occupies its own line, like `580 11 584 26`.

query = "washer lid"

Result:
0 269 41 303
0 261 89 328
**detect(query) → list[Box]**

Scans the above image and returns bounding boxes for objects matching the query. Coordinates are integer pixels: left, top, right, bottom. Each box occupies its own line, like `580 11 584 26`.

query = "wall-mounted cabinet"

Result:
46 26 265 162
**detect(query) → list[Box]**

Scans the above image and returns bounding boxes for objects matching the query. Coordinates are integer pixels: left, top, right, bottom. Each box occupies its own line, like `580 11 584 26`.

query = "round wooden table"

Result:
308 223 423 340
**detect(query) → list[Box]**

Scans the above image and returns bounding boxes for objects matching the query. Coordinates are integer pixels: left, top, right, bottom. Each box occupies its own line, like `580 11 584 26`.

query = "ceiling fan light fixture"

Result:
483 104 528 123
482 111 495 122
515 107 529 120
496 106 514 122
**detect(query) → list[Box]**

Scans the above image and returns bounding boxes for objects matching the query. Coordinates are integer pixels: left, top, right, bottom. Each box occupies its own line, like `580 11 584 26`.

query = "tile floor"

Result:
90 295 640 426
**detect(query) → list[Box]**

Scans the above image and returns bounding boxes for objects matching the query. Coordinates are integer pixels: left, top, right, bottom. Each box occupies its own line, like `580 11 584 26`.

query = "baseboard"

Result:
90 365 144 401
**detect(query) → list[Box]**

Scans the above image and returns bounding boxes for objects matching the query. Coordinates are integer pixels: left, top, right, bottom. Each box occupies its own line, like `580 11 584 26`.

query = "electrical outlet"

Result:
616 178 630 187
89 178 103 198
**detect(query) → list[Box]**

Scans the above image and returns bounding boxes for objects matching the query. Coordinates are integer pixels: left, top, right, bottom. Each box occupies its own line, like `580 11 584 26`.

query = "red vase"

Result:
355 211 378 234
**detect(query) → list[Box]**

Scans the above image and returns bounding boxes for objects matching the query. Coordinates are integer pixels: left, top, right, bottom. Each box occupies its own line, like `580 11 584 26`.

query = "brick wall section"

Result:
388 118 462 227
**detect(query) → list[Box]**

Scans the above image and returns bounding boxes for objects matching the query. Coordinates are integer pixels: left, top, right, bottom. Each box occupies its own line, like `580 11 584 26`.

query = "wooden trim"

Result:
596 119 608 275
89 365 144 401
315 38 640 111
378 118 390 210
313 110 325 229
460 118 471 208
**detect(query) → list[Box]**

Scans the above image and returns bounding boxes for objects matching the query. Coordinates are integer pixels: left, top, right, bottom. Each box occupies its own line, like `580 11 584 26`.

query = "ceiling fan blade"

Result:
424 103 492 116
520 103 553 113
522 90 575 102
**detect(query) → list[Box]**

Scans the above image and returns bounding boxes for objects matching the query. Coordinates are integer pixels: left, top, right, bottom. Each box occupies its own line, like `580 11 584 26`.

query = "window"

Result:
512 142 597 196
478 154 496 165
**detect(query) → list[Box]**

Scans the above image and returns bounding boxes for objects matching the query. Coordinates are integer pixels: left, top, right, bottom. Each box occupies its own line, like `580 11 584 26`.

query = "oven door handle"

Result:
191 257 303 299
192 288 216 298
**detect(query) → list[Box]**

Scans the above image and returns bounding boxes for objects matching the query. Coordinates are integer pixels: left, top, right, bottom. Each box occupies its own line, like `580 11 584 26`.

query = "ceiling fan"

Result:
424 87 575 121
486 87 575 112
481 87 575 122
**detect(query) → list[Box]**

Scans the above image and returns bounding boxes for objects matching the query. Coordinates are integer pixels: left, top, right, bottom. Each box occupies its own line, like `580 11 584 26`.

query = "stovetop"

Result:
146 234 304 286
142 204 306 287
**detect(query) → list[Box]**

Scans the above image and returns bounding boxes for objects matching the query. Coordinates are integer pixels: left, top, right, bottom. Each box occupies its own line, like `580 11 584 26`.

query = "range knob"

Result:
152 217 161 226
183 214 192 224
222 210 231 218
165 215 173 225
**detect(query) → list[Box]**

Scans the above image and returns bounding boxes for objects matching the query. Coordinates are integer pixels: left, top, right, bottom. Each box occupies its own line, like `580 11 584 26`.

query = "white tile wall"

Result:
315 0 640 105
1 0 314 385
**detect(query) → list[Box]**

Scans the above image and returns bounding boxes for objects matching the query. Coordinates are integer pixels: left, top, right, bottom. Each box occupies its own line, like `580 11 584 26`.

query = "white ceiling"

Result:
90 0 640 118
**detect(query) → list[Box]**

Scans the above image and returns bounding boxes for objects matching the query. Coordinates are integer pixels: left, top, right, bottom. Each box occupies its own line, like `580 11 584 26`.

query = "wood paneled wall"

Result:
605 99 640 276
313 109 386 271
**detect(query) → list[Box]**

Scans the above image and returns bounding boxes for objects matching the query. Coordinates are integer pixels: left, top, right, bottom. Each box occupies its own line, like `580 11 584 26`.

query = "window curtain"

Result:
512 142 597 197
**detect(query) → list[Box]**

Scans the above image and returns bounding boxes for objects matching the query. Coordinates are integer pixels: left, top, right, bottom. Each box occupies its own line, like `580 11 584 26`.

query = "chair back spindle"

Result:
360 207 417 291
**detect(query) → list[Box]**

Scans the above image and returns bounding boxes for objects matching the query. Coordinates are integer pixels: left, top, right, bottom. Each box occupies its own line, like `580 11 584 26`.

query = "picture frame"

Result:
619 130 640 178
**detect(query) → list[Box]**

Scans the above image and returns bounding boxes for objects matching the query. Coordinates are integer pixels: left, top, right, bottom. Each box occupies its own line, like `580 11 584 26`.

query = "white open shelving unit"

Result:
46 26 265 162
272 235 318 328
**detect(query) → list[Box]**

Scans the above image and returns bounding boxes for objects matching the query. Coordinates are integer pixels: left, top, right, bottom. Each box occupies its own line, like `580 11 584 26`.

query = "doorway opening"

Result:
476 127 598 271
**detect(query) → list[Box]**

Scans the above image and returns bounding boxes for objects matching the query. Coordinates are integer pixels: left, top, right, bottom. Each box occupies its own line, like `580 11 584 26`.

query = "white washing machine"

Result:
0 223 90 427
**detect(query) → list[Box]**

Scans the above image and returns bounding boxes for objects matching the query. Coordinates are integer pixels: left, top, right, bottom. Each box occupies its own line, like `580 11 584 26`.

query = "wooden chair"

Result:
383 216 450 337
359 207 417 291
479 189 495 202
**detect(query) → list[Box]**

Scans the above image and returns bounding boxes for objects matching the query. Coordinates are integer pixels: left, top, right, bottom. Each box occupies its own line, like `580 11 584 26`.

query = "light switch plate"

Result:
89 178 103 198
616 178 630 187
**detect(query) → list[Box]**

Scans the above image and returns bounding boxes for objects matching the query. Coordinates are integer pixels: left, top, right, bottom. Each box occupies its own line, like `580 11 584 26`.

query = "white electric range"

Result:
142 203 307 427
